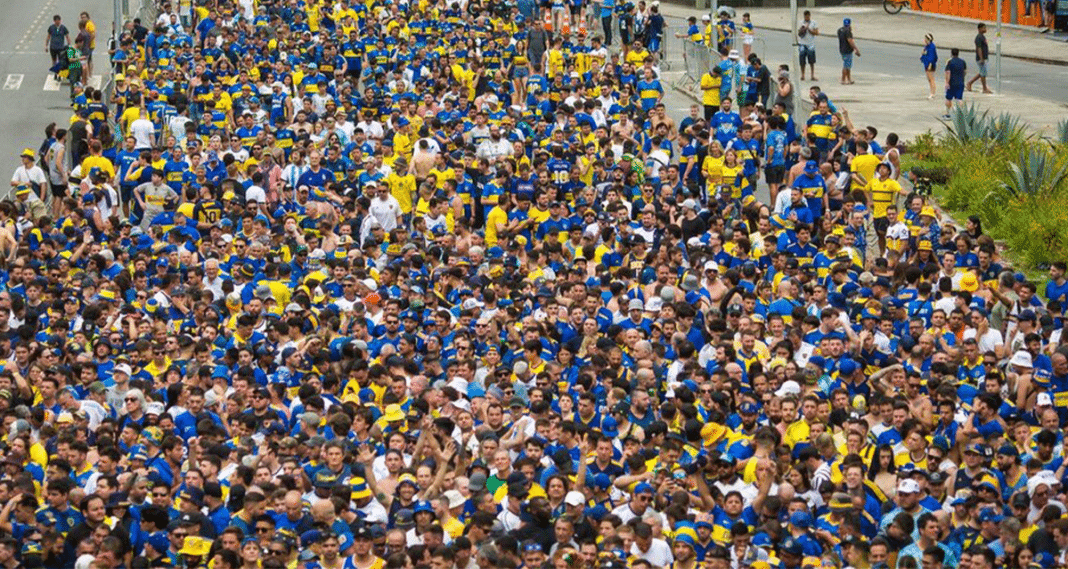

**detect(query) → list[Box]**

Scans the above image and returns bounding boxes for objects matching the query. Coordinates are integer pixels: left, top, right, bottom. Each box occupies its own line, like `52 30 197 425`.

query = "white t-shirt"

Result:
11 165 47 188
130 118 156 150
964 327 1004 354
245 185 267 205
630 539 674 567
798 19 818 47
369 195 401 230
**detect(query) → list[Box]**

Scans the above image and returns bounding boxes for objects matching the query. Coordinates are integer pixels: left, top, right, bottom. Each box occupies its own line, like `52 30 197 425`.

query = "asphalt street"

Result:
656 14 1068 114
1 1 1066 196
0 0 114 176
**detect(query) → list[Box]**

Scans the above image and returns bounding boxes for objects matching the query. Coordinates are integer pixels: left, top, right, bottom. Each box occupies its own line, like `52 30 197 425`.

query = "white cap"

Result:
703 260 720 272
461 298 484 311
628 298 644 312
451 399 472 412
644 297 664 313
897 479 921 494
775 380 801 397
1037 392 1053 406
113 364 132 377
1010 350 1033 369
145 402 166 416
702 14 711 20
565 491 586 507
361 278 378 292
447 376 469 394
443 490 466 509
728 49 740 60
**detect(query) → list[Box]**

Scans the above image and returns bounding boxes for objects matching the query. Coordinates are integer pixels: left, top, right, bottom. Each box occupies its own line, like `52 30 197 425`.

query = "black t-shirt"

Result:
946 57 967 87
975 33 989 61
837 26 854 54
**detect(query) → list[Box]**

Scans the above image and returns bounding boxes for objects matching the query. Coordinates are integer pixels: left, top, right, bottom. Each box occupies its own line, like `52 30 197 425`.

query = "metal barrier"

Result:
682 39 714 83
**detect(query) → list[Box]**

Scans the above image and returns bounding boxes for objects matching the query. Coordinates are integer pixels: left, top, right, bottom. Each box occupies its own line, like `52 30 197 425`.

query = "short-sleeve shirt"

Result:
47 24 68 50
974 33 988 61
946 57 967 87
798 19 817 48
837 26 853 54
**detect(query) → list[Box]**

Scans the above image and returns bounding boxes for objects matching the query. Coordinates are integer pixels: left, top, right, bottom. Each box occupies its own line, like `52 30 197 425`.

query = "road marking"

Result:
43 75 60 91
3 74 23 90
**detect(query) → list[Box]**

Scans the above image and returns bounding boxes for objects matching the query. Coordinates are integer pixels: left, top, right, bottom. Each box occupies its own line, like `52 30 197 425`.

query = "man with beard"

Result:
510 496 554 552
476 124 511 166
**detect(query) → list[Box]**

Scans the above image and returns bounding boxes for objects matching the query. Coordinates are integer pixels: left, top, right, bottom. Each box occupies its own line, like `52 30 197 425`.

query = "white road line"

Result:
43 75 60 91
3 74 23 90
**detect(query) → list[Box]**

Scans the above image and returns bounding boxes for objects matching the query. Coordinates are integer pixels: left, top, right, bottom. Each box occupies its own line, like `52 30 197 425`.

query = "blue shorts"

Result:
799 45 816 65
946 84 964 100
841 53 853 69
977 61 988 77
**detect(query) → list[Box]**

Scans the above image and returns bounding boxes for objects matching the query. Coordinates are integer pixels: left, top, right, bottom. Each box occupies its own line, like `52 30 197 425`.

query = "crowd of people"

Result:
6 2 1068 569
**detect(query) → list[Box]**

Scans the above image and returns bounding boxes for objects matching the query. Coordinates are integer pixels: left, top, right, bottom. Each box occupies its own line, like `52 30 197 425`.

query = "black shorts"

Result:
765 165 785 184
874 217 890 233
569 4 582 14
50 182 68 198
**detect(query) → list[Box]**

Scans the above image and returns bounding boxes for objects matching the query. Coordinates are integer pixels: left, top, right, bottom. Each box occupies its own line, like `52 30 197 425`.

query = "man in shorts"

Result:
837 18 859 85
79 11 96 78
966 23 992 94
45 15 69 71
797 10 818 81
944 47 966 118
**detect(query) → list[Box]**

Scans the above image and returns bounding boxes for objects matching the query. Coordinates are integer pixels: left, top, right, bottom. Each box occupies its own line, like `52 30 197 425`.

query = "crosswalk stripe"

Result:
41 75 100 91
3 74 23 90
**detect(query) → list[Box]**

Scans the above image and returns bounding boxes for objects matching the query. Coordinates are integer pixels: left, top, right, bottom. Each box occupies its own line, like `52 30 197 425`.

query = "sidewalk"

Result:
659 3 1068 64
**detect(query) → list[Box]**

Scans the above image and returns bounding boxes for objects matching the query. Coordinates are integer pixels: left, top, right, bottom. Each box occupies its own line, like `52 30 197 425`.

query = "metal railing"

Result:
682 39 715 83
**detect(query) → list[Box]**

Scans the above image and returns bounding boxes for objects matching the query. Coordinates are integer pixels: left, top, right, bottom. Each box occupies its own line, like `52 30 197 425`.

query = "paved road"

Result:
0 0 113 181
656 14 1068 105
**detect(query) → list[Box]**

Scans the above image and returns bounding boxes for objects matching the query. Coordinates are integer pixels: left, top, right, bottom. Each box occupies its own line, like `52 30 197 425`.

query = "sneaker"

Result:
942 114 951 119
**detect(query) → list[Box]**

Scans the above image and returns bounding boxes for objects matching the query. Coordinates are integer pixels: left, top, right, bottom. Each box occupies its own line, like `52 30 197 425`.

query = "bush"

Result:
907 110 1068 270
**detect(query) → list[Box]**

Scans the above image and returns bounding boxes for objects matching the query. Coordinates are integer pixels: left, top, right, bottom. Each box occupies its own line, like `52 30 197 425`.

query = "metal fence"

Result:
682 39 715 83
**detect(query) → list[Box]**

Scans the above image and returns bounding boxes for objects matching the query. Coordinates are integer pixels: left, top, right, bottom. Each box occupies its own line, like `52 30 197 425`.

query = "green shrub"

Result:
913 112 1067 271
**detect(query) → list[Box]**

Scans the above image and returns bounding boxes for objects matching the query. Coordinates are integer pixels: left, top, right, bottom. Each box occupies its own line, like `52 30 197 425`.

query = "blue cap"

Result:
839 358 858 376
804 160 819 173
844 18 851 25
300 530 323 546
808 355 826 368
997 444 1019 457
789 510 813 528
413 501 435 515
739 402 759 415
601 417 619 438
978 508 1003 523
634 482 654 495
931 435 950 451
593 473 612 490
146 532 170 553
